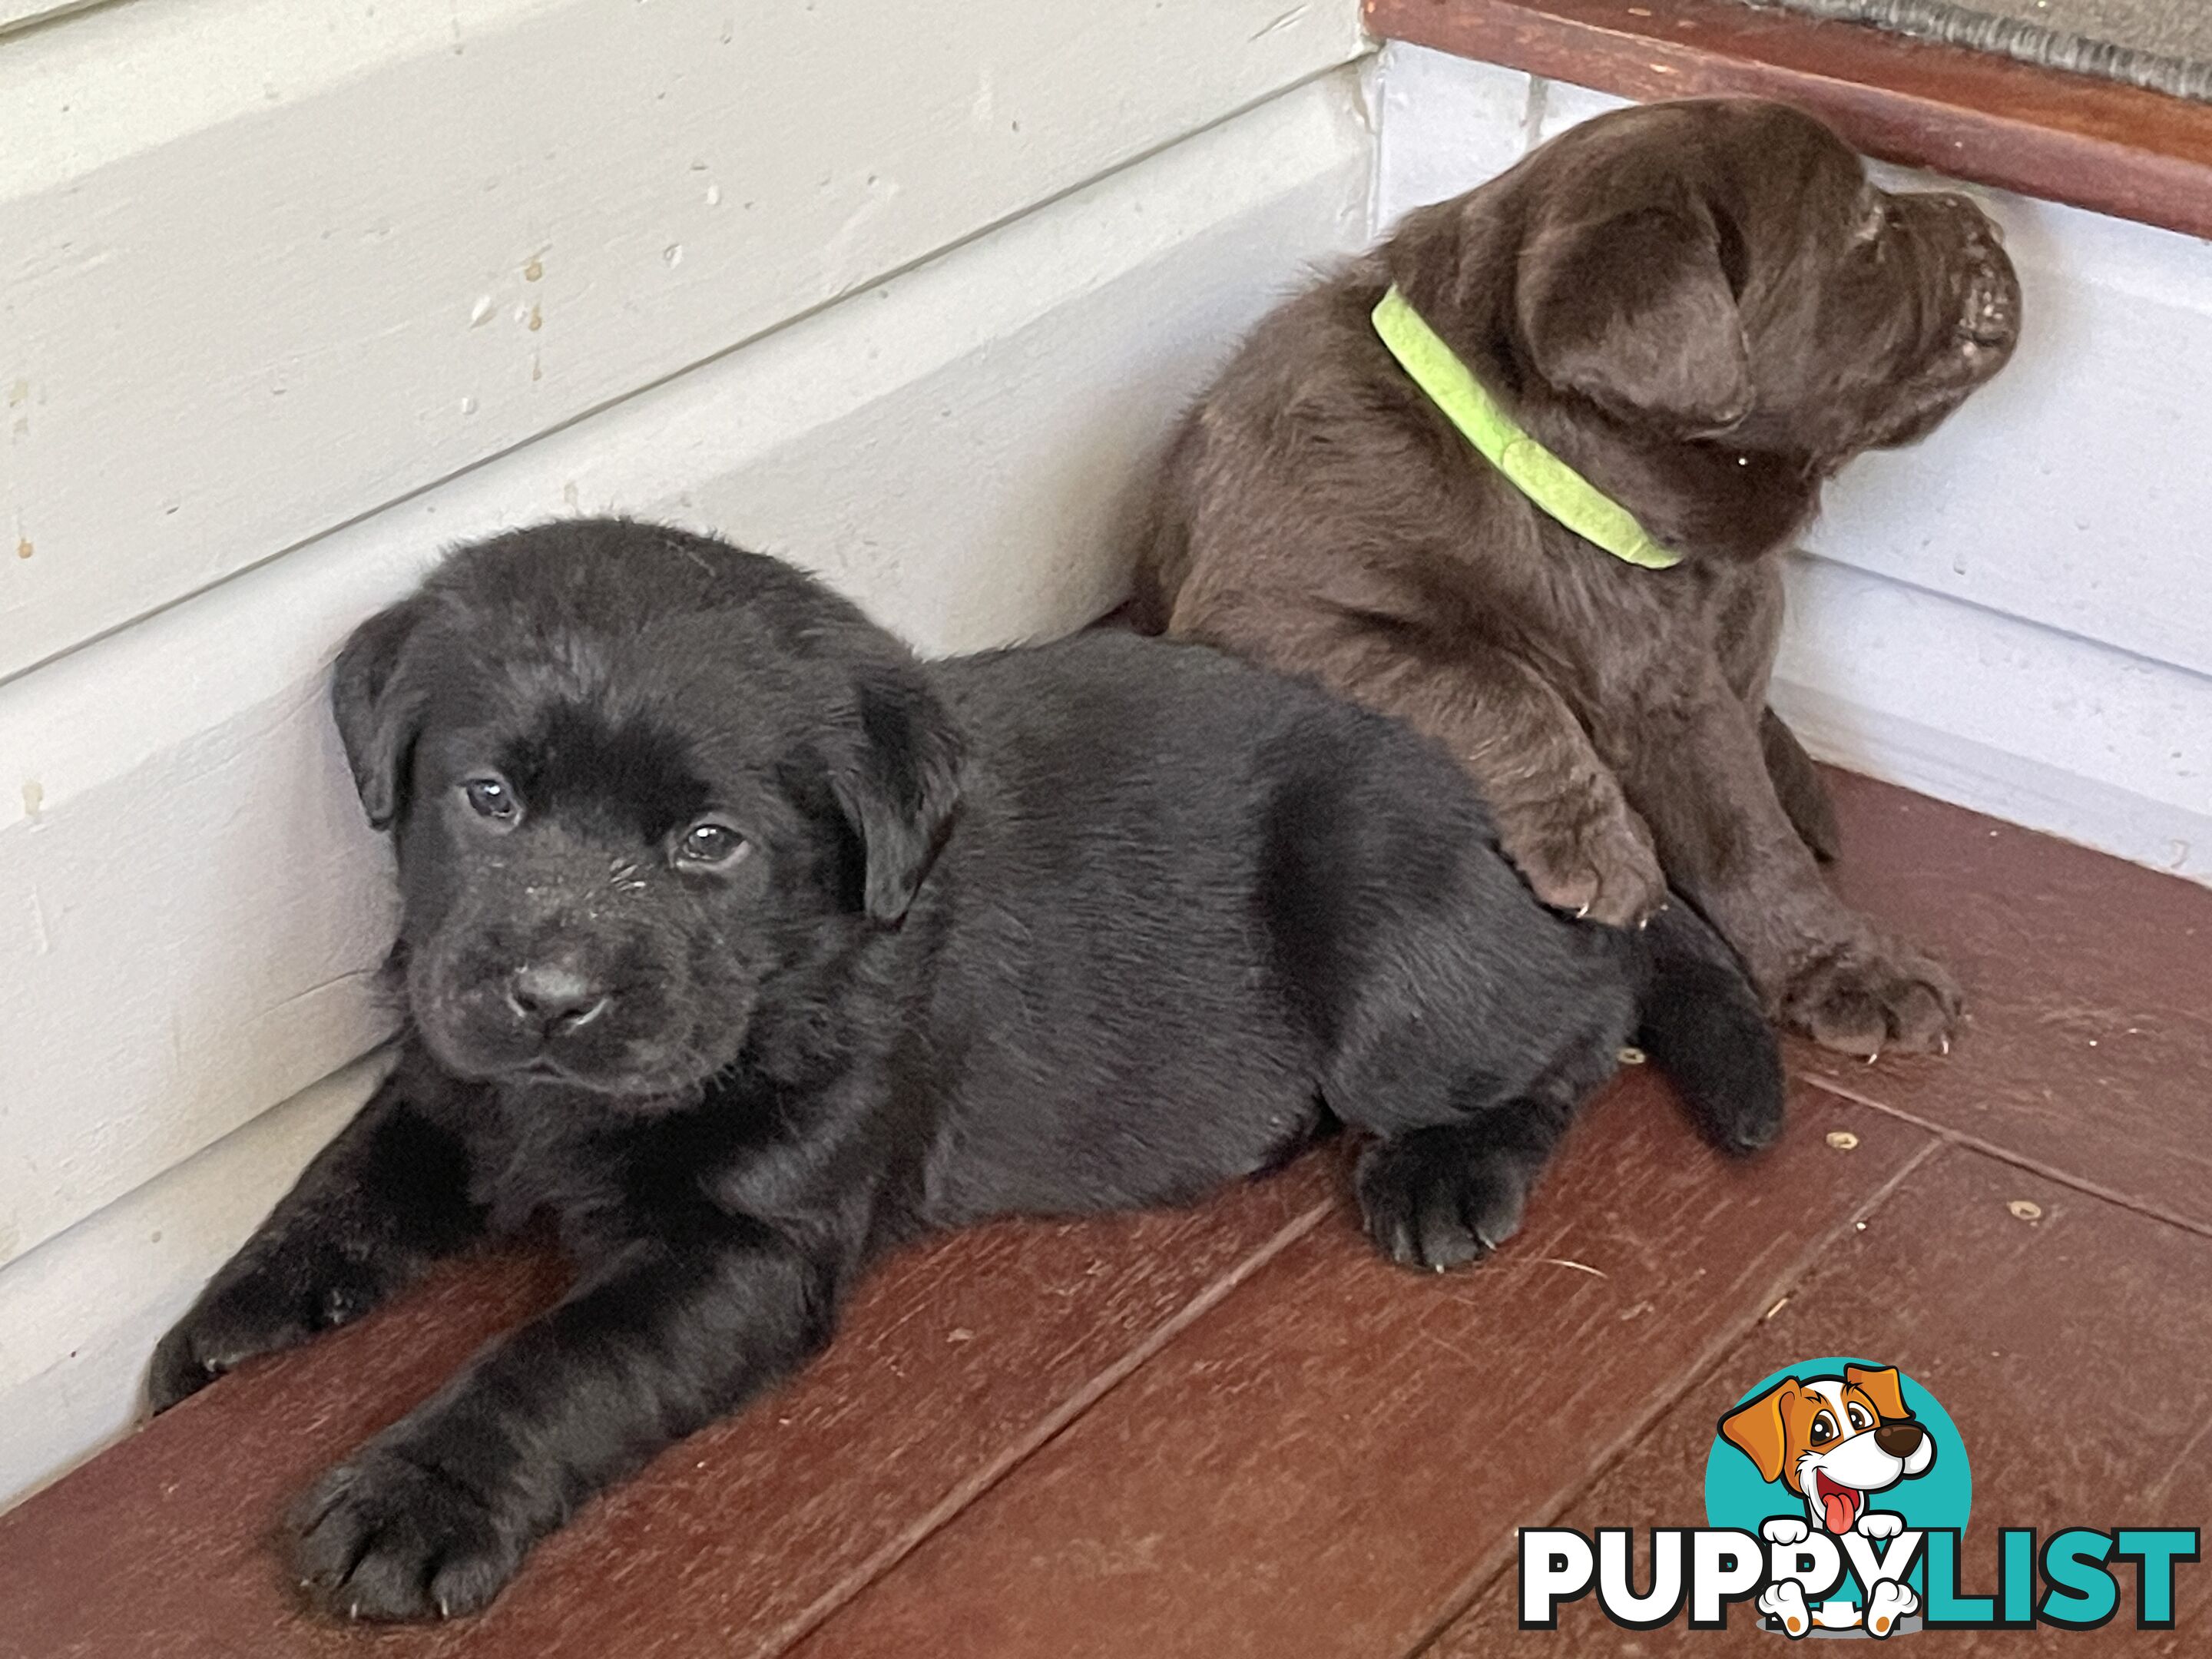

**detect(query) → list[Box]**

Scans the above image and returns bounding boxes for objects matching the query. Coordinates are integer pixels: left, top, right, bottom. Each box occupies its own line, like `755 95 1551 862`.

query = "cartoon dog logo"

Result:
1720 1364 1936 1637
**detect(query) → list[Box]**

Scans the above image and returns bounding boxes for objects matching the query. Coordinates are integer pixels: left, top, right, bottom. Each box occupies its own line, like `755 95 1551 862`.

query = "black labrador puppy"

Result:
150 518 1783 1620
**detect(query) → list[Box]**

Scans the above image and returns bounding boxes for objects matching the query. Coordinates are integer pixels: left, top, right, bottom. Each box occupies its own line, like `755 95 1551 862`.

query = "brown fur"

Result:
1133 98 2020 1055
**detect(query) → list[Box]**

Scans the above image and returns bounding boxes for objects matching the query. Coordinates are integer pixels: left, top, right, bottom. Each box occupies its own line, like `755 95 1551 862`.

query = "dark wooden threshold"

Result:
1366 0 2212 239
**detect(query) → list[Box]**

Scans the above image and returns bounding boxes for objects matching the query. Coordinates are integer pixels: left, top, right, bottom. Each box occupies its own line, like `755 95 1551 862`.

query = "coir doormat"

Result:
1743 0 2212 102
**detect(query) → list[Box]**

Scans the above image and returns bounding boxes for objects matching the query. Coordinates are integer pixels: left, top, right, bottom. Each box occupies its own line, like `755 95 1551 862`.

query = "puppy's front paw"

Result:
291 1446 525 1621
1356 1125 1530 1273
1761 1517 1810 1546
1783 937 1960 1058
1857 1509 1904 1541
1504 795 1666 928
149 1254 386 1412
1759 1579 1813 1639
149 1304 290 1416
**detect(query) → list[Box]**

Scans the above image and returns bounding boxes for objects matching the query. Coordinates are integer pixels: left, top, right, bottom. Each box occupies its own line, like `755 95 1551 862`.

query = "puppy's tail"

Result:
1633 900 1786 1154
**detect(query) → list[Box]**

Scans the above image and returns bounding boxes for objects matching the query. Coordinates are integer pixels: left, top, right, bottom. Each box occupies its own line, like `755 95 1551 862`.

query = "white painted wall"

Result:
0 44 1374 1505
0 1 99 31
0 1054 383 1510
0 0 1359 680
1374 44 2212 886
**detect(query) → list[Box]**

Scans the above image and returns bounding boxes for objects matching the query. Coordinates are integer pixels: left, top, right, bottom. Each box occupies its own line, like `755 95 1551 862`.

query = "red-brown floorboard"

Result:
0 1170 1333 1659
1801 773 2212 1233
785 1081 1922 1659
2 772 2204 1657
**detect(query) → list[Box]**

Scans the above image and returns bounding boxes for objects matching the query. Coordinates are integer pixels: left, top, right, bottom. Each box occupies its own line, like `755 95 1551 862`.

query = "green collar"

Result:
1371 285 1682 571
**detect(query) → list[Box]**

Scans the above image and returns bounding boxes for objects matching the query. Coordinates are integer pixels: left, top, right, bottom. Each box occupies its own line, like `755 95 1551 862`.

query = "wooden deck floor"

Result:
2 771 2206 1657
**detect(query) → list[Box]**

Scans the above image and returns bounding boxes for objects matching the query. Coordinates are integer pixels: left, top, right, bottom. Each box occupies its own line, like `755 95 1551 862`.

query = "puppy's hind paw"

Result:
1355 1124 1531 1273
1866 1578 1918 1637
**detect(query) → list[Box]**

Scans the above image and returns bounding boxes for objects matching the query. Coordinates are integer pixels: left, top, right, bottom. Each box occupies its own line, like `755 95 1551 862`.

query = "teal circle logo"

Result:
1705 1358 1970 1632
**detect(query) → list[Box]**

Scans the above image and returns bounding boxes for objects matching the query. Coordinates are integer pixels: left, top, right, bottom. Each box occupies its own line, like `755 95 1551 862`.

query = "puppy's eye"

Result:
1846 1403 1874 1432
675 820 748 868
462 777 519 823
1810 1410 1839 1445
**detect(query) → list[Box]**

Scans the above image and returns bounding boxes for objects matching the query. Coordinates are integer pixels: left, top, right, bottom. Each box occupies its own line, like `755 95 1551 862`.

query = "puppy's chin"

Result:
432 1037 727 1111
1859 352 2000 453
411 1002 738 1112
502 1061 721 1114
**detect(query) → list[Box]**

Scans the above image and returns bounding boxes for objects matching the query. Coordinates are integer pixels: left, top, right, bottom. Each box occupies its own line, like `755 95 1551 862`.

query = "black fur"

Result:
148 519 1783 1620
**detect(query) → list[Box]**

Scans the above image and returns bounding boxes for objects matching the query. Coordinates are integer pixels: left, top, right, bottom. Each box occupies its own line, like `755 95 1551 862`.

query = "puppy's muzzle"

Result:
1919 192 2018 354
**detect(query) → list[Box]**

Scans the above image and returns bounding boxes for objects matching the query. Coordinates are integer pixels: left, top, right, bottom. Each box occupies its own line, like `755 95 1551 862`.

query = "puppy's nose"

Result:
1874 1421 1926 1459
506 962 611 1035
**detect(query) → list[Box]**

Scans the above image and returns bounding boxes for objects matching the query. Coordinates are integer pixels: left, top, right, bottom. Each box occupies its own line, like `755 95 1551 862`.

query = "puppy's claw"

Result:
1575 902 1591 920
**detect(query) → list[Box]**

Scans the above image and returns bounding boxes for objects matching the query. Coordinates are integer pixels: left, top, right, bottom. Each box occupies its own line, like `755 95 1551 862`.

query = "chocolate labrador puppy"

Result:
148 520 1782 1620
1134 98 2020 1056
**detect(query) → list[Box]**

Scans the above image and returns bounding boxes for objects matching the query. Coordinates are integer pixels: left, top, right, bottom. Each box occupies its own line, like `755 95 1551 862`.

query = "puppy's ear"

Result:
831 664 965 926
1518 200 1752 435
331 594 432 831
1719 1379 1796 1485
1844 1364 1909 1422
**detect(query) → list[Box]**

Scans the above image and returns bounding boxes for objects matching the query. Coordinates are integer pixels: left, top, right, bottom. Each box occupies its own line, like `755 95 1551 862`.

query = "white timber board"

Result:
0 0 1363 680
0 1052 384 1513
0 68 1375 1275
0 1 105 32
1771 555 2211 883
